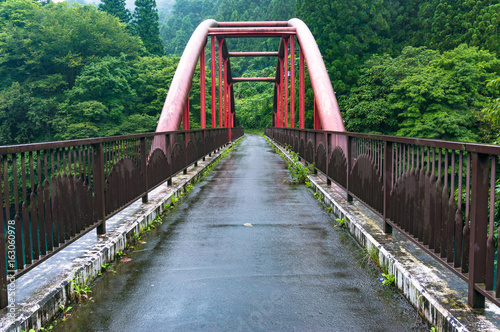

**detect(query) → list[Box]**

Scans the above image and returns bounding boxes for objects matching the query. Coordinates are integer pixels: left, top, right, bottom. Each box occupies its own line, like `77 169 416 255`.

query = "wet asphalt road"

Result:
55 134 425 332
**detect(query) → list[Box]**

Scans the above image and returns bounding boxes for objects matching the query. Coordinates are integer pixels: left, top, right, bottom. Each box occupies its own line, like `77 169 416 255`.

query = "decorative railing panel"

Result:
147 148 171 190
266 127 500 309
0 127 243 308
104 158 143 216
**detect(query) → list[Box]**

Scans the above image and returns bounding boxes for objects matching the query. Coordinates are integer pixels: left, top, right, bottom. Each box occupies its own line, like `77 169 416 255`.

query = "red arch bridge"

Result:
0 20 499 315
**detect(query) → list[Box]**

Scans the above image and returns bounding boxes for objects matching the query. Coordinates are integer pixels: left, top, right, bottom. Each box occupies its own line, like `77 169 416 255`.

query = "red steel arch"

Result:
155 19 345 133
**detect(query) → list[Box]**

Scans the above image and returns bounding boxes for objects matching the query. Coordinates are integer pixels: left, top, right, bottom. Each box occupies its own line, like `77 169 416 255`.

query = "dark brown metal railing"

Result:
266 127 500 309
0 128 244 308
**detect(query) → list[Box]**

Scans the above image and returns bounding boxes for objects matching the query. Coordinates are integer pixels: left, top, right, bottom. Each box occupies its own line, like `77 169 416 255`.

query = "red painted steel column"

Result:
217 38 223 127
273 82 280 128
229 83 233 127
290 35 295 128
228 82 232 141
314 97 321 130
224 58 228 128
277 80 282 128
299 46 305 129
200 41 206 129
211 36 216 128
280 57 284 128
284 38 289 128
183 92 190 130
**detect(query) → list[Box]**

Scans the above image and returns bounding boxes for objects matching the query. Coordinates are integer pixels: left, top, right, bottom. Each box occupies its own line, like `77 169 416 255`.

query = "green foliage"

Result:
381 272 395 286
98 0 131 23
70 272 92 301
0 82 56 144
0 0 147 144
60 305 73 321
341 45 500 142
296 0 395 96
483 77 500 143
394 45 499 142
234 67 274 129
287 149 312 184
407 0 500 54
0 1 144 88
133 0 164 55
342 47 439 135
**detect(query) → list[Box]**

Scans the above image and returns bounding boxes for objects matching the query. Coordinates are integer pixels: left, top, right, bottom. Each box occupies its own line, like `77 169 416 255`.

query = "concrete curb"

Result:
267 136 500 332
1 138 243 332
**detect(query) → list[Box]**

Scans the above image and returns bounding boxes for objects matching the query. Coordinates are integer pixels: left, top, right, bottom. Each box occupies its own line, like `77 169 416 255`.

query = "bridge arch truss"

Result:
155 19 345 135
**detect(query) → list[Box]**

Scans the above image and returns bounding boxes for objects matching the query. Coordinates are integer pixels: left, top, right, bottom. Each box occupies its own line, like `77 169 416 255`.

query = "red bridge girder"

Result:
155 19 345 134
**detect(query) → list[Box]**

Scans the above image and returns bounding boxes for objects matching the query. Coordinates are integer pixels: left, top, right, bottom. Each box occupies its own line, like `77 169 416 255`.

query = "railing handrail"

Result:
0 128 231 155
273 127 500 155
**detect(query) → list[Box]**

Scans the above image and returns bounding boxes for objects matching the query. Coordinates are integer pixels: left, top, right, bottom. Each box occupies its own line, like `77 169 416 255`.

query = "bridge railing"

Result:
266 127 500 309
0 128 243 308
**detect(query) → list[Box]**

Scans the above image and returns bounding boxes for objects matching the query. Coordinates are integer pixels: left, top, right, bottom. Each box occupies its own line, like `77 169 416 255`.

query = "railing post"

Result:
468 152 489 308
383 141 393 234
326 133 331 186
141 137 148 203
166 134 173 186
92 143 106 235
346 136 353 202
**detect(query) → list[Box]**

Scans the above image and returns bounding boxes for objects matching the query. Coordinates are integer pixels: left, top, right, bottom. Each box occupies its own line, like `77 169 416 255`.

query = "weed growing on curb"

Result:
335 218 345 228
287 149 312 184
70 272 91 302
60 305 72 322
381 273 395 286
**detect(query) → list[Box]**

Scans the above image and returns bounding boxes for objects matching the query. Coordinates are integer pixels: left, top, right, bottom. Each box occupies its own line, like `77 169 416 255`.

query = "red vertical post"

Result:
277 80 282 128
299 46 305 129
200 41 206 129
280 57 284 128
228 83 233 128
183 92 190 130
284 38 289 128
228 82 232 141
211 36 216 128
290 35 295 128
273 82 280 128
217 38 223 127
224 58 228 128
314 97 321 129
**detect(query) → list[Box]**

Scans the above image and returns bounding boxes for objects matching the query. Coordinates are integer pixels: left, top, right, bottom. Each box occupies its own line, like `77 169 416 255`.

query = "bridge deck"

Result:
54 135 425 331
